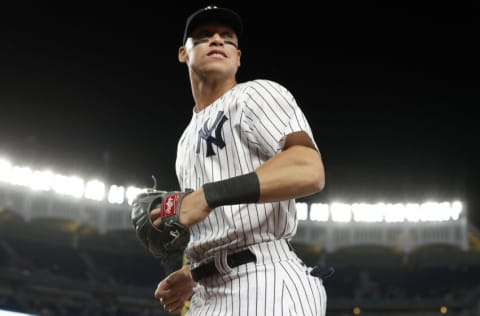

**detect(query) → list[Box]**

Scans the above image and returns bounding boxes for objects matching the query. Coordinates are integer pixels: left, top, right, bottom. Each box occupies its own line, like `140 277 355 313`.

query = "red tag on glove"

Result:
160 193 181 218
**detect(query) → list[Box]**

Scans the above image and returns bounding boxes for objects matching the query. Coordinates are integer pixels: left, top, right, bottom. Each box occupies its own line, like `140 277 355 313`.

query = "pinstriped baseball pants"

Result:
187 239 327 316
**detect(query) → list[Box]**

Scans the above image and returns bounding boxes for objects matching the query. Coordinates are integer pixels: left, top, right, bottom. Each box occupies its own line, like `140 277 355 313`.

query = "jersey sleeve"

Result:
240 80 318 157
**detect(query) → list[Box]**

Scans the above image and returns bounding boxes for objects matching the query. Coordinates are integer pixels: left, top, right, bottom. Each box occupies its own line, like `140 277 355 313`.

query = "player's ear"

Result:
237 49 241 67
178 46 188 63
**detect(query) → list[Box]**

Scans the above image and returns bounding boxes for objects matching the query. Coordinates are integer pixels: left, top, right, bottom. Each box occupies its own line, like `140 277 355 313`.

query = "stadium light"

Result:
451 201 462 220
384 203 405 222
331 202 352 222
126 186 145 205
352 203 383 222
10 166 32 187
29 170 54 191
419 201 461 222
310 203 329 222
0 158 12 182
84 179 106 201
0 155 150 205
0 310 37 316
405 203 421 222
296 202 308 220
305 201 464 224
52 174 84 198
0 156 466 224
108 185 125 204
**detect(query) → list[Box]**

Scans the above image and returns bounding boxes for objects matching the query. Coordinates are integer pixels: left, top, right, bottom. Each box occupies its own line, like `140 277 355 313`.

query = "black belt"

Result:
191 249 257 282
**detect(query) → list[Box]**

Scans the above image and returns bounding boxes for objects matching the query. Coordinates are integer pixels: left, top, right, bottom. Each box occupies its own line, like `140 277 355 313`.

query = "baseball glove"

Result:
131 189 193 263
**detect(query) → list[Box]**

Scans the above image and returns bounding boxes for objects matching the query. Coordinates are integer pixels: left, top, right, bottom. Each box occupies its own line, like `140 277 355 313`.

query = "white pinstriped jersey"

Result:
175 79 318 264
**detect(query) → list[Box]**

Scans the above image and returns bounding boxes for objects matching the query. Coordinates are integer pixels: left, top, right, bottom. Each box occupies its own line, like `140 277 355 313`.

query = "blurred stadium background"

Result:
1 157 479 316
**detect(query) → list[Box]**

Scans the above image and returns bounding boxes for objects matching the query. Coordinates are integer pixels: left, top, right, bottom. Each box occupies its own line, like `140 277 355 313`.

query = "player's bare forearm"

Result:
256 144 324 203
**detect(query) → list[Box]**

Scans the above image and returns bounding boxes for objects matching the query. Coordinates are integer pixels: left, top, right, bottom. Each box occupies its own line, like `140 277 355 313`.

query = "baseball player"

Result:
152 6 328 315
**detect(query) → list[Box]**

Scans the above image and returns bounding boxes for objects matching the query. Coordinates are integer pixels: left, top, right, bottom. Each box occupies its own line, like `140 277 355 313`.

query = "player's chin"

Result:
201 62 237 74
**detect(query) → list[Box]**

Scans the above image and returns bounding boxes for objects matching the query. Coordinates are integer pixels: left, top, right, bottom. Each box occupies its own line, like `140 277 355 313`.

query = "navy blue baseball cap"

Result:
182 6 243 44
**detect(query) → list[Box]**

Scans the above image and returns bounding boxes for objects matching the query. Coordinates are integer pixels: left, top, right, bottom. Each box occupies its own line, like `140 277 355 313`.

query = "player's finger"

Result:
156 289 176 301
162 293 180 306
150 208 161 220
164 277 175 287
150 208 161 216
155 270 184 297
150 208 163 226
154 289 166 300
165 270 184 286
164 299 185 314
153 218 162 226
161 293 183 310
154 282 171 299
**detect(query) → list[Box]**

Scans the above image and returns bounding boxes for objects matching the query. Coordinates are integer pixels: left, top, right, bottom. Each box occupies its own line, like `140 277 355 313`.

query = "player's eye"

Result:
221 31 234 39
193 30 212 39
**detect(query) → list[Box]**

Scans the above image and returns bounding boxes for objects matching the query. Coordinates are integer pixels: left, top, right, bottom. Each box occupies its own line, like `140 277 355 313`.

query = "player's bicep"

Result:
283 131 318 152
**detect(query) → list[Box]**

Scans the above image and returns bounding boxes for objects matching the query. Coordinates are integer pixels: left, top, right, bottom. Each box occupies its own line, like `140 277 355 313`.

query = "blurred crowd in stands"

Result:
1 234 479 316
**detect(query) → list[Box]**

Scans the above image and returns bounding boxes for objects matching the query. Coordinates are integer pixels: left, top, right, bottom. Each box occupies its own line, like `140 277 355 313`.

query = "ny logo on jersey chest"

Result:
196 111 228 157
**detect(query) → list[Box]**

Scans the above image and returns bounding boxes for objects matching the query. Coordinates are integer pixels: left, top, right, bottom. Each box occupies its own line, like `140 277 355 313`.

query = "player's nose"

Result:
209 33 224 46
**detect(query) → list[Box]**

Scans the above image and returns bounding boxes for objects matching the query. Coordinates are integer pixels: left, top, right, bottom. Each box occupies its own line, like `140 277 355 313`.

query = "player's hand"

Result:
151 189 212 228
154 265 195 314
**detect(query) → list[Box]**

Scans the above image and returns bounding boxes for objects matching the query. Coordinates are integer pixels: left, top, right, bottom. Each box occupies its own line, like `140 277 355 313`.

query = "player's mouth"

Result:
207 50 227 58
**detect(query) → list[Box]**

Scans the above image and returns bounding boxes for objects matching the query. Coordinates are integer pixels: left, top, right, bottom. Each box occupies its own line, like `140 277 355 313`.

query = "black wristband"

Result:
202 172 260 209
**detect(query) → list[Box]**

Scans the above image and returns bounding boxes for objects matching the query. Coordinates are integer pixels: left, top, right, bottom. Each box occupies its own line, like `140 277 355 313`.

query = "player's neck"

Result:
192 78 237 112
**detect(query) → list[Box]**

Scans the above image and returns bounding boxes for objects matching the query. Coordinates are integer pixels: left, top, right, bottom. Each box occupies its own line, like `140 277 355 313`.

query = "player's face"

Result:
179 23 241 79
